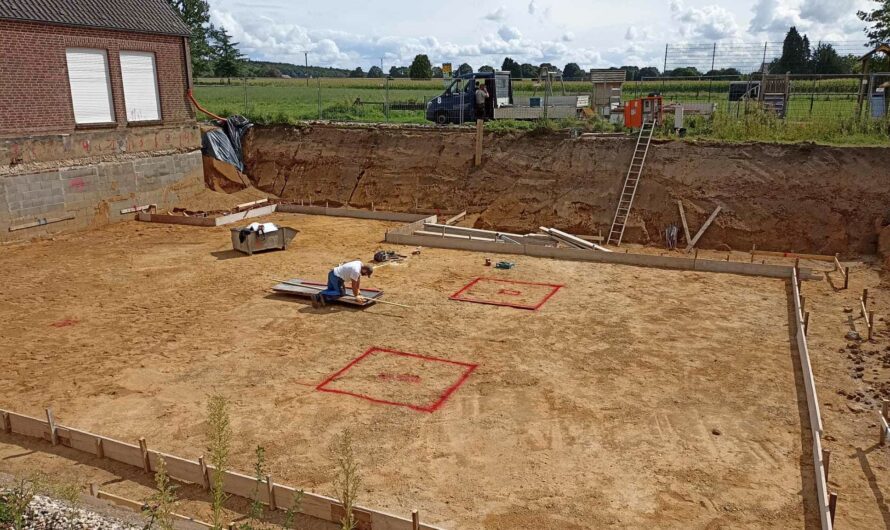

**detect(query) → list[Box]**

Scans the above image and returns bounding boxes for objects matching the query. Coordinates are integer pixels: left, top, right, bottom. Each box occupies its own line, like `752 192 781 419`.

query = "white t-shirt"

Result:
333 260 363 282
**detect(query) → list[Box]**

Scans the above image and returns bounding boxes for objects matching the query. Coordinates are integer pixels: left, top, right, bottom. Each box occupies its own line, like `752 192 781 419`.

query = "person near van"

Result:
475 81 488 118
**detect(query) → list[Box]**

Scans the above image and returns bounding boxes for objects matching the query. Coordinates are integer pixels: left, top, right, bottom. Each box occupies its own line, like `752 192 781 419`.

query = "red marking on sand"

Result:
377 373 422 384
497 288 522 296
50 318 79 328
450 277 563 311
317 347 478 413
69 177 86 190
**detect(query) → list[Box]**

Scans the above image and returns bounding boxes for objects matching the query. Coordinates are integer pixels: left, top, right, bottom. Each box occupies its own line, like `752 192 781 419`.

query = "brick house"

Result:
0 0 204 240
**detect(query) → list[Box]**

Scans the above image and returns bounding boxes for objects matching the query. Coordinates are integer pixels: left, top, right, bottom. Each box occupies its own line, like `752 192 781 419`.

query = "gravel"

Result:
7 493 143 530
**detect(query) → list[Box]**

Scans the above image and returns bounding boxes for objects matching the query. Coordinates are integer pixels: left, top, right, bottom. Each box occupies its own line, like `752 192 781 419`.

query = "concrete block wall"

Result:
0 150 203 242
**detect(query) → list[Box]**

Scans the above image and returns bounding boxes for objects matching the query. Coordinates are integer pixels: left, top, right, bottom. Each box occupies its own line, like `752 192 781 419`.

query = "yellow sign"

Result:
442 63 452 78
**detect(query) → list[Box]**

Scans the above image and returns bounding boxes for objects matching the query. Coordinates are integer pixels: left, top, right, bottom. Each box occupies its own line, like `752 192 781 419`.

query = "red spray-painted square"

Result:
449 277 563 310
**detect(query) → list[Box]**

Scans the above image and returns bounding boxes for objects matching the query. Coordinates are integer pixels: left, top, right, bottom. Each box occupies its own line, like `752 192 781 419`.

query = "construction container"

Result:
230 226 297 255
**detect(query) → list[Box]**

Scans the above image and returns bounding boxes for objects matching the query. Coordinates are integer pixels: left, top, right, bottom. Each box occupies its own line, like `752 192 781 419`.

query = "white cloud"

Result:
484 6 508 22
498 25 523 41
800 0 856 24
528 0 537 15
561 31 575 42
671 2 740 40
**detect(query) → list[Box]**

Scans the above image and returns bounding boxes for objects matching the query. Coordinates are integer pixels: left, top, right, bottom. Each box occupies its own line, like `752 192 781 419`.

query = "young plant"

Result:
282 489 304 530
242 445 267 529
207 394 232 530
145 455 178 530
3 474 44 530
331 429 361 530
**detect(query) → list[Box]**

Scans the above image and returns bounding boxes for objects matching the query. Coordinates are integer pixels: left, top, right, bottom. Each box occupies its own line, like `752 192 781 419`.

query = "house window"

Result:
119 51 161 122
65 48 115 124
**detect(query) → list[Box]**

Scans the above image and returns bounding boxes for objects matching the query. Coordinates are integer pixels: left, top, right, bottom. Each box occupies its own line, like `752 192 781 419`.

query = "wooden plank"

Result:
444 211 467 225
332 504 372 530
686 205 722 251
813 435 834 530
148 452 205 485
45 408 58 446
677 200 690 244
120 204 155 214
137 212 216 227
474 119 484 166
99 437 145 468
235 198 268 210
542 227 611 252
424 222 526 239
222 469 269 503
8 214 76 232
65 428 99 454
752 249 838 262
7 411 50 440
213 204 278 226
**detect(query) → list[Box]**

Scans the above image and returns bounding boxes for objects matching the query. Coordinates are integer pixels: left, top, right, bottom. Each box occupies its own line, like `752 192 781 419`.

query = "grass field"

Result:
192 77 890 145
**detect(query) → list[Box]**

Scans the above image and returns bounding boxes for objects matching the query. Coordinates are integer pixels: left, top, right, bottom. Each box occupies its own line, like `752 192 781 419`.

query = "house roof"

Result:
0 0 191 37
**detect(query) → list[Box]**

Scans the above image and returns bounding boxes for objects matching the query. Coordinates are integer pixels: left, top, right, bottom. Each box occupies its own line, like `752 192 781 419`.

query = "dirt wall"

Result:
244 124 890 255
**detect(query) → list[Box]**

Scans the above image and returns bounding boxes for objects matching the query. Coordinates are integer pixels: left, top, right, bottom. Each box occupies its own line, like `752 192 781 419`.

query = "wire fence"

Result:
663 41 871 75
194 73 889 128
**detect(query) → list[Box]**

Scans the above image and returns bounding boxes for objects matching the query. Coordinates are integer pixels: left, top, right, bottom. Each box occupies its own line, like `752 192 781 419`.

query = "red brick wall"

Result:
0 20 195 136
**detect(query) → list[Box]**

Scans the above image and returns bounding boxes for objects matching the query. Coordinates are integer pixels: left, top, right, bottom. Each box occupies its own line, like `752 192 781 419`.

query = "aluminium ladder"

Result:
607 120 655 246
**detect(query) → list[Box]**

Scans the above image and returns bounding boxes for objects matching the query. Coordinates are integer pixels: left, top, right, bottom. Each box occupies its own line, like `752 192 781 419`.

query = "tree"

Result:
167 0 215 77
478 65 495 73
457 63 473 75
408 54 432 79
859 0 890 45
618 65 639 81
520 63 537 78
563 62 583 79
431 66 444 78
538 63 558 77
367 65 384 78
704 68 742 77
810 43 851 74
638 66 660 79
773 26 810 74
349 67 365 78
667 66 701 77
388 66 408 78
501 57 521 78
211 27 244 79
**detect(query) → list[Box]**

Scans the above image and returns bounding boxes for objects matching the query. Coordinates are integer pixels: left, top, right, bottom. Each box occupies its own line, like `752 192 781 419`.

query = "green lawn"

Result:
192 78 890 145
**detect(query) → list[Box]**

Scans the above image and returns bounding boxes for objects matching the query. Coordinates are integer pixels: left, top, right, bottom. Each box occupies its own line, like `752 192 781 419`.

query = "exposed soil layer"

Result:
0 213 831 529
244 124 890 255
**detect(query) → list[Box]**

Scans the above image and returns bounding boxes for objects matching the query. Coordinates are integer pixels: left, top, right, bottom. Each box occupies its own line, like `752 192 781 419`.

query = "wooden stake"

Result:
412 510 420 530
2 411 10 434
474 119 484 166
685 205 722 251
96 438 104 459
800 295 806 313
822 449 831 483
138 438 151 473
89 483 98 497
882 400 889 445
804 312 810 335
868 311 875 340
677 200 690 244
828 492 838 524
267 475 276 510
199 455 210 489
45 408 58 446
844 267 850 290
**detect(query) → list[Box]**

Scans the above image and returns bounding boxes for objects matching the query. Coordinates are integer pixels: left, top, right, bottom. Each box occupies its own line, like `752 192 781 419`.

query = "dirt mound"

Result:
244 124 890 255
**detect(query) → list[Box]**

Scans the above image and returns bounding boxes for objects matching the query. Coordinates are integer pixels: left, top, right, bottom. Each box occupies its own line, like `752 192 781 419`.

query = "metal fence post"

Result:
384 78 389 122
708 42 716 103
317 76 321 120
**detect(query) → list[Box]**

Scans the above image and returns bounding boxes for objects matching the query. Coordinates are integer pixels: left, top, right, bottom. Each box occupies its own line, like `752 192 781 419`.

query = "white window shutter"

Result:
65 49 115 124
120 51 161 122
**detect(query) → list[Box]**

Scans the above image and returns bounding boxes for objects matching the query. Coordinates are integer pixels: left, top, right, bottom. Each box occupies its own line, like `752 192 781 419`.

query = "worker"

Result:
311 260 374 307
475 81 487 119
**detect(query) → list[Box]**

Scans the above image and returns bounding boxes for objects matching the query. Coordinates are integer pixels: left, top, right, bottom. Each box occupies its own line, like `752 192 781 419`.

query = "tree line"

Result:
170 0 890 79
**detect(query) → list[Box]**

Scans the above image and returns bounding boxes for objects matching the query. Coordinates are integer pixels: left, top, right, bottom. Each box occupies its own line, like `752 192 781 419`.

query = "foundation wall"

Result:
0 150 203 242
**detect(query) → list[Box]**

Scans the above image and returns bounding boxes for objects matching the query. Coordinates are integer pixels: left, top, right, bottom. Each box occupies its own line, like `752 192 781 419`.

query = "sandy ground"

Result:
0 212 875 529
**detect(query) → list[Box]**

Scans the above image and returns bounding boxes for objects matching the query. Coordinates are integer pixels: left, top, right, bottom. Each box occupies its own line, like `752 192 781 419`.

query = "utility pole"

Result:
303 51 309 86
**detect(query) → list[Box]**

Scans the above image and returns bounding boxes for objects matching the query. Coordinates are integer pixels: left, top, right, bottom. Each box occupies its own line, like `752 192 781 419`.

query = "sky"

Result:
208 0 874 70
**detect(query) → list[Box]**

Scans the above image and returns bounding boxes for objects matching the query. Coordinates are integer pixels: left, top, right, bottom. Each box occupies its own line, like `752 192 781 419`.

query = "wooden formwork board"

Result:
276 204 434 223
388 231 815 280
0 407 445 530
137 205 278 227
